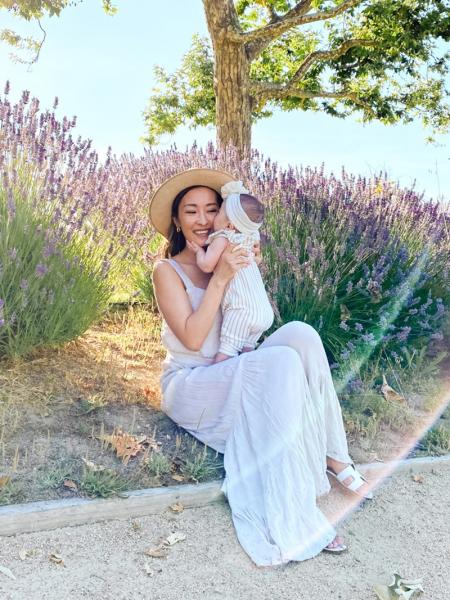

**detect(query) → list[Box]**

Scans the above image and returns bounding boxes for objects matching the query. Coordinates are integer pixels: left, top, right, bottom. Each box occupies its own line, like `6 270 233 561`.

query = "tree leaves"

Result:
143 0 450 148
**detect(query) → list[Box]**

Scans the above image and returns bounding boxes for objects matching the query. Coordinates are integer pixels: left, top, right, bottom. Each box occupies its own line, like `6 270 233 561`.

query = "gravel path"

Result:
0 463 449 600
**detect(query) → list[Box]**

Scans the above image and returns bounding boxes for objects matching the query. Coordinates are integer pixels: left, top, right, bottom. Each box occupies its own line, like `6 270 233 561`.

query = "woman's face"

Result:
173 187 220 247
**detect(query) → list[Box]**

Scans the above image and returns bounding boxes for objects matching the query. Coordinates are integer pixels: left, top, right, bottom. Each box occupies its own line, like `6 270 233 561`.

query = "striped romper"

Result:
206 229 275 356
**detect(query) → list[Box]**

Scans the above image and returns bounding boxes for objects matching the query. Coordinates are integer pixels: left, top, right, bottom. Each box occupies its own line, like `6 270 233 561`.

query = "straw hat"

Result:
148 167 235 239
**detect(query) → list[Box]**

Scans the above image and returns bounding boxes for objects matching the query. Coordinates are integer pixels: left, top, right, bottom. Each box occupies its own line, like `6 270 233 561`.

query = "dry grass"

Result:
0 304 164 416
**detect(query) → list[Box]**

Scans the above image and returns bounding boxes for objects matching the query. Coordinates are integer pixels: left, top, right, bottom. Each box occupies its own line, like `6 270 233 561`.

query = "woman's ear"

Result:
173 217 180 229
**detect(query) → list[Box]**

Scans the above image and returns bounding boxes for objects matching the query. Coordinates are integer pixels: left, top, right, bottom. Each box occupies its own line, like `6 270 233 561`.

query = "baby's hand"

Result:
186 239 201 253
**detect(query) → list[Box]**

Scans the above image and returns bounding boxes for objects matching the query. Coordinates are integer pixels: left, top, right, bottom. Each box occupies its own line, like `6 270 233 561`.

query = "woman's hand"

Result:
212 242 251 287
186 239 201 253
253 241 262 266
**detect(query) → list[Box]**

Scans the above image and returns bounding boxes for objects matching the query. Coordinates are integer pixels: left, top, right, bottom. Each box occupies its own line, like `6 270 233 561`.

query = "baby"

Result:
187 180 274 363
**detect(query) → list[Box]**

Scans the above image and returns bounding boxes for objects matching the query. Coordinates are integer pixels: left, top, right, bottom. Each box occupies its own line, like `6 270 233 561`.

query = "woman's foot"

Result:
326 457 373 500
323 535 347 554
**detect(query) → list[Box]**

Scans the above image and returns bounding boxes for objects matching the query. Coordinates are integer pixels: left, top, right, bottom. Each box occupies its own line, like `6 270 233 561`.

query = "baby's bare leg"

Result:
213 352 231 363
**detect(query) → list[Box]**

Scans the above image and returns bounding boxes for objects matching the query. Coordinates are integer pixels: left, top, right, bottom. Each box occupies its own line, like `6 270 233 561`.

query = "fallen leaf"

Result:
98 428 149 465
169 502 184 513
144 546 169 558
164 532 186 546
340 303 351 321
374 573 424 600
171 474 184 482
19 548 30 561
381 374 408 405
63 479 78 491
0 564 16 580
49 553 65 566
412 474 424 484
81 458 106 472
0 475 10 489
143 387 158 400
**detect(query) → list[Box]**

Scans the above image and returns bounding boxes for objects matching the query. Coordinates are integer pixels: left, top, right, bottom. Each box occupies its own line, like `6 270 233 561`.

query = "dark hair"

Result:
163 185 223 258
240 194 264 224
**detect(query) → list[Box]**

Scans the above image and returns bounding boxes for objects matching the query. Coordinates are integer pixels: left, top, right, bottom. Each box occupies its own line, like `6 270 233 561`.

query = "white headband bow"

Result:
220 180 261 235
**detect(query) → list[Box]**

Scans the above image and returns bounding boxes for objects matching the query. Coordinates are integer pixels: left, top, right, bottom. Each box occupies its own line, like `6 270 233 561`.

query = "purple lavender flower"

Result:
354 323 363 331
339 321 350 331
431 332 443 341
361 332 376 344
35 263 48 278
43 243 56 258
396 326 411 342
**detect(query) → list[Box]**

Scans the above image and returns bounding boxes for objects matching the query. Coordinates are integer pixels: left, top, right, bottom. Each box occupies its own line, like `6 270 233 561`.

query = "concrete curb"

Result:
1 453 449 537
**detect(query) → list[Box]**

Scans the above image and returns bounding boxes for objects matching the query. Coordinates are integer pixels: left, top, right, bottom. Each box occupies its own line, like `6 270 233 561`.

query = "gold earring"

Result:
176 226 181 233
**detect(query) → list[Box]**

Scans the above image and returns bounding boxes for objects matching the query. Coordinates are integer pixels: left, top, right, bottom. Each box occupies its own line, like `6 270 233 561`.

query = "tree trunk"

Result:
203 0 252 158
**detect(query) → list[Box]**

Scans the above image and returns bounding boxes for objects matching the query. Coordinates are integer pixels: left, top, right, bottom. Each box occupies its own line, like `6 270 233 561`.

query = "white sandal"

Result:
326 462 373 500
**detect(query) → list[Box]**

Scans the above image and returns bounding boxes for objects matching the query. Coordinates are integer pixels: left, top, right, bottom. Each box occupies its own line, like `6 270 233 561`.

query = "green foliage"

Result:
0 163 115 358
0 479 24 505
144 451 172 479
142 34 216 146
180 439 224 483
261 182 449 381
79 466 128 498
37 463 74 490
420 424 450 455
0 0 116 63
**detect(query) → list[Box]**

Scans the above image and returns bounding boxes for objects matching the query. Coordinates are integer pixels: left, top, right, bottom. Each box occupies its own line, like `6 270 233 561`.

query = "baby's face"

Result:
213 202 232 231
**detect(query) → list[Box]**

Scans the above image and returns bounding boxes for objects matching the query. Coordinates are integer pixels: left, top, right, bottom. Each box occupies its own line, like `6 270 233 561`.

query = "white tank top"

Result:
157 258 222 377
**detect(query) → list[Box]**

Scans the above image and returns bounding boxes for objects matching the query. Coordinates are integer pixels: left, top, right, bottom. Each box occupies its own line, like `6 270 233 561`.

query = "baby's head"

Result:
214 193 264 234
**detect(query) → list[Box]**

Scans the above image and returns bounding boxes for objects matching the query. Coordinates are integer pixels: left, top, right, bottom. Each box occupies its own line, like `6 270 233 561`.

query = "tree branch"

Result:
250 81 377 117
245 0 313 60
230 0 365 46
289 38 377 85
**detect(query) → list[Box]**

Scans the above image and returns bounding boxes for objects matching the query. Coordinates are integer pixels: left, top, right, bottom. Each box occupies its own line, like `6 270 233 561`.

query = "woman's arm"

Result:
152 245 251 351
187 237 228 273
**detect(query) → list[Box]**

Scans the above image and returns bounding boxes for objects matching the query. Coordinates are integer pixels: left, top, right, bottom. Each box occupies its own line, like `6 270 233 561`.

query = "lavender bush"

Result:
0 163 115 357
0 83 125 357
134 143 449 392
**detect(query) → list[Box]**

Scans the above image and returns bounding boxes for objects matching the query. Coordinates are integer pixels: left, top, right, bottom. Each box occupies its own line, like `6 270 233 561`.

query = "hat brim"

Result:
149 167 235 239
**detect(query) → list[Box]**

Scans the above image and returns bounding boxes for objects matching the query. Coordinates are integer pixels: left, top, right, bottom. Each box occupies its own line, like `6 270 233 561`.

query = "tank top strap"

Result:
160 258 195 291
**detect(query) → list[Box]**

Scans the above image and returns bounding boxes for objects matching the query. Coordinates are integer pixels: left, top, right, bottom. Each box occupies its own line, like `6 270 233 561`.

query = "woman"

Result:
149 167 373 567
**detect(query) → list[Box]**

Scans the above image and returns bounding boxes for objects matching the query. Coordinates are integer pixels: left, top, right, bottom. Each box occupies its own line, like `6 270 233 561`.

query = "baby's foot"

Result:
241 346 253 353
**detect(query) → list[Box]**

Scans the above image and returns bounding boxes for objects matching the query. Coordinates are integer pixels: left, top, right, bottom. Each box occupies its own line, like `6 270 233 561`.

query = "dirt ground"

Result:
0 461 449 600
